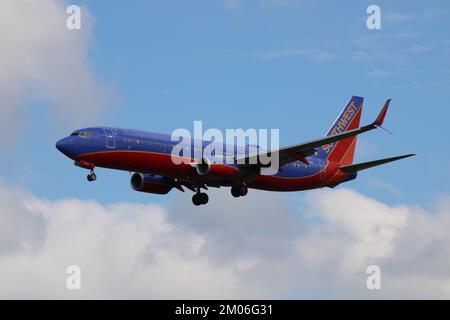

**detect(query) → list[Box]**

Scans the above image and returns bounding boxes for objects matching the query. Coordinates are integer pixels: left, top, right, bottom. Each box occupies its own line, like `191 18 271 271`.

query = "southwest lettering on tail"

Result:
56 96 414 206
331 101 357 134
318 97 363 160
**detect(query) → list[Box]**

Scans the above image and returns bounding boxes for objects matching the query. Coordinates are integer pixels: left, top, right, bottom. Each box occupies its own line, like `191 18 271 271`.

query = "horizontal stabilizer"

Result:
340 154 415 173
235 99 393 167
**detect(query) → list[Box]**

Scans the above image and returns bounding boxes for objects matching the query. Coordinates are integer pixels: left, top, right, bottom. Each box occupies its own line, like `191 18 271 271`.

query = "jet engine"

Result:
195 158 211 176
130 173 173 195
194 157 239 180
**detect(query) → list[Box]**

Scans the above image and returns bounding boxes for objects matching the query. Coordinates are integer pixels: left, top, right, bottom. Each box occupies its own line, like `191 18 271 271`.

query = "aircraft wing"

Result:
234 99 391 168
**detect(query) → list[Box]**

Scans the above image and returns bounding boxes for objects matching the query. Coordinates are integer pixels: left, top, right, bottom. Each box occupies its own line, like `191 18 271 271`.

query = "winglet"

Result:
373 99 391 127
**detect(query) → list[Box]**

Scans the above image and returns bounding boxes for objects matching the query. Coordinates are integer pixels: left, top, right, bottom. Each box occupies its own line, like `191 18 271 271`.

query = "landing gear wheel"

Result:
192 192 209 206
238 184 248 196
199 192 209 205
231 186 241 197
231 183 248 197
87 172 97 182
192 195 200 206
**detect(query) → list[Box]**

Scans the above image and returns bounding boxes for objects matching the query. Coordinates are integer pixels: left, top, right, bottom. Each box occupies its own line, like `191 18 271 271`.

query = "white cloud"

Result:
224 0 239 12
396 32 422 39
411 45 432 54
0 0 116 142
368 69 398 77
260 0 303 7
367 177 402 196
1 180 450 299
423 8 449 20
384 12 415 24
224 0 304 11
256 48 334 62
384 9 447 24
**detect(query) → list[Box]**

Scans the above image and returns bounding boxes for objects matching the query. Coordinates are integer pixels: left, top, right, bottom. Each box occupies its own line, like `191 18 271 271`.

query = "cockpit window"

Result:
71 132 92 138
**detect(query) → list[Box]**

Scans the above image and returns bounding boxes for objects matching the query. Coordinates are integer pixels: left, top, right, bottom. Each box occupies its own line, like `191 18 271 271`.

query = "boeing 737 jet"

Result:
56 96 414 205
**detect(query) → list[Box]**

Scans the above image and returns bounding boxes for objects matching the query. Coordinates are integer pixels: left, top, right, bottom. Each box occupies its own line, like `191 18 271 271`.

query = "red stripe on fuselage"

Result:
76 150 353 191
76 150 240 182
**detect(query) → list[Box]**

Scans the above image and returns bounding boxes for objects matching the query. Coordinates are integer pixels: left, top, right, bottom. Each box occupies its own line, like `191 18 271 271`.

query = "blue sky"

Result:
1 0 449 208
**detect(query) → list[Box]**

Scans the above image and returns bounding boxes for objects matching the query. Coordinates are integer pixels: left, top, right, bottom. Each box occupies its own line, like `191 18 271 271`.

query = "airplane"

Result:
56 96 415 206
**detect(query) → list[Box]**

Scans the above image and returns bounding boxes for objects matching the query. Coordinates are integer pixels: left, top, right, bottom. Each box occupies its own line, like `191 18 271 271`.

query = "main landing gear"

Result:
231 182 248 198
192 190 209 206
87 169 97 182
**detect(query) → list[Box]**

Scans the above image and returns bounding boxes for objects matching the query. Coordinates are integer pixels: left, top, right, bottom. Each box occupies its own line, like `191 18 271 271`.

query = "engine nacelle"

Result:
130 173 173 195
196 158 211 176
194 158 239 180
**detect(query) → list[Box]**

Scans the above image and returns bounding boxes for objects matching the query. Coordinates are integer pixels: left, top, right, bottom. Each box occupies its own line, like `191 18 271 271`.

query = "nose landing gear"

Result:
87 170 97 182
75 161 97 182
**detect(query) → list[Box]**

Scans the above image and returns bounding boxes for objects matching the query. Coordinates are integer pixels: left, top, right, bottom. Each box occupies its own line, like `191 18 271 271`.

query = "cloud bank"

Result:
0 0 115 142
1 180 449 299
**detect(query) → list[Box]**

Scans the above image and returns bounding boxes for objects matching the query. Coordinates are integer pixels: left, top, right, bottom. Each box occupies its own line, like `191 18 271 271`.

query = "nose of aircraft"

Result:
56 137 72 157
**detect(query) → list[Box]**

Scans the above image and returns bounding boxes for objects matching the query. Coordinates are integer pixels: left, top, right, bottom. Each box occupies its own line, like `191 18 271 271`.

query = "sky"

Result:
0 0 449 299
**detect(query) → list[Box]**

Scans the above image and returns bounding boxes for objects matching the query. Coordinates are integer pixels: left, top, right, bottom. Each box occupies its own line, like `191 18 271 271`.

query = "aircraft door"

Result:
320 160 327 181
104 129 116 149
